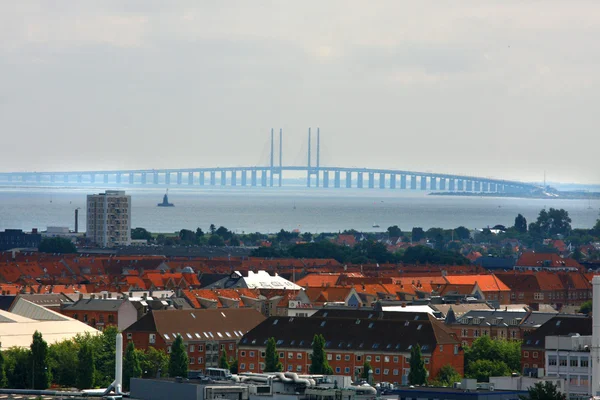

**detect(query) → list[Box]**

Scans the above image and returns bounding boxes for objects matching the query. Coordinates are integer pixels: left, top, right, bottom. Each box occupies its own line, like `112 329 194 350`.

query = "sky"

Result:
1 1 599 184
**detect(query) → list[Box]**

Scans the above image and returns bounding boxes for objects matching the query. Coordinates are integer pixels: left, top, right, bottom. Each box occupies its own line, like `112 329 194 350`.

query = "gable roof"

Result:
522 315 591 349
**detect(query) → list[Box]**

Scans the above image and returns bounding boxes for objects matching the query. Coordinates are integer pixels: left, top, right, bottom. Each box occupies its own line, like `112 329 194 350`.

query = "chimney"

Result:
103 293 107 300
74 208 79 233
108 292 112 299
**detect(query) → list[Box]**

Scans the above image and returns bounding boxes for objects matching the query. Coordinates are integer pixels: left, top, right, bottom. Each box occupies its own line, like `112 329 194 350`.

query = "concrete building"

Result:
0 229 41 251
86 190 131 247
545 334 592 396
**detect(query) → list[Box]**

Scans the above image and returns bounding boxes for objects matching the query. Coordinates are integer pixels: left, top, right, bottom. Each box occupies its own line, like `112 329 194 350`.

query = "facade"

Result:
61 297 138 331
86 190 131 247
545 335 592 396
0 229 41 251
237 309 463 384
123 308 266 373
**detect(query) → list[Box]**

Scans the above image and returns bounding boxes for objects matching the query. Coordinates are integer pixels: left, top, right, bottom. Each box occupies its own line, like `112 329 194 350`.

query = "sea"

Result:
0 187 598 234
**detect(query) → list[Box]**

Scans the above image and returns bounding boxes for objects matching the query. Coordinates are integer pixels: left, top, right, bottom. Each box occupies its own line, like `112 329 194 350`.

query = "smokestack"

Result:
115 332 123 393
307 128 311 187
592 276 600 396
270 128 274 187
316 127 320 187
74 208 79 233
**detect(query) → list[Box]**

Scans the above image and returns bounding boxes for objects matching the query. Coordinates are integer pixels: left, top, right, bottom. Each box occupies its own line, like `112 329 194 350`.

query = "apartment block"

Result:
86 190 131 247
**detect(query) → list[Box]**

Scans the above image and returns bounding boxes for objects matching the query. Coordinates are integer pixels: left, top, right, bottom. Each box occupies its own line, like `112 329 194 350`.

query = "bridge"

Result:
0 129 540 194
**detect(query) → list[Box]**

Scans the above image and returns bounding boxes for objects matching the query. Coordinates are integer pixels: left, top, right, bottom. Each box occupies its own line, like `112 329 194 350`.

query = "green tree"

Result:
48 339 78 387
411 227 425 242
123 342 142 391
519 381 566 400
77 342 95 389
464 335 521 373
179 229 197 244
435 364 461 386
531 208 572 237
4 347 31 389
219 349 230 370
361 361 373 380
38 237 77 254
514 214 527 233
0 351 7 388
95 326 118 388
195 227 205 238
454 226 471 240
169 335 188 378
408 344 427 385
209 224 216 235
229 359 238 374
139 347 169 378
131 227 152 241
309 334 333 375
208 235 225 246
579 300 592 315
467 359 510 382
264 337 283 372
387 225 402 238
31 331 50 389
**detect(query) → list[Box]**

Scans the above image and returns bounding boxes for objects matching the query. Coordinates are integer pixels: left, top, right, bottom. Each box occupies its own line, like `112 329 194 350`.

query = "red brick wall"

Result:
521 349 544 373
61 309 118 330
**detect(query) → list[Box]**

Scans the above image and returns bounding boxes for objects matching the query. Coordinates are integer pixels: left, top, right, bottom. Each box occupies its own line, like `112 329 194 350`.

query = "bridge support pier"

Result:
116 173 121 184
141 173 147 184
490 183 496 192
231 171 237 186
379 173 385 189
220 171 226 186
177 172 182 185
241 171 247 187
457 180 464 191
410 176 417 190
474 181 481 192
188 172 193 185
439 178 445 190
210 171 216 186
165 173 170 185
368 173 375 189
261 170 267 187
449 179 455 191
251 171 257 186
105 174 109 184
334 171 340 188
401 175 406 189
420 176 427 190
390 174 396 189
357 173 363 188
199 172 205 186
466 180 473 192
346 172 352 188
430 177 437 190
482 182 489 192
129 173 134 185
323 171 329 188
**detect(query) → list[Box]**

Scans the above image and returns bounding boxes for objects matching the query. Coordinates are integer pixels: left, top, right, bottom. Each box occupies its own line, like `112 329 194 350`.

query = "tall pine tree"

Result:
408 344 427 385
219 349 230 370
169 335 188 378
123 342 142 391
264 337 283 372
77 342 95 389
30 331 50 389
309 334 333 375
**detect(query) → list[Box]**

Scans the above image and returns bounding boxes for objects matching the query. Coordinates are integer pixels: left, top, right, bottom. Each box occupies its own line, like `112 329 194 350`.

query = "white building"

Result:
86 190 131 247
545 334 592 396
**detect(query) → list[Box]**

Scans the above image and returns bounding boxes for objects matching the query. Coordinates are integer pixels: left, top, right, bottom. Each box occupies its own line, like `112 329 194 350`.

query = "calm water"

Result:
0 187 598 234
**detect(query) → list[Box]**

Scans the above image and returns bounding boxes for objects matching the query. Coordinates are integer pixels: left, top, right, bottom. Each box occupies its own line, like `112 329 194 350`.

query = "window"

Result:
549 356 557 366
461 329 468 337
260 363 265 370
393 356 399 363
559 357 567 367
287 365 293 371
279 352 284 358
221 344 225 351
356 355 362 362
240 363 245 370
297 353 302 359
384 356 390 363
327 354 332 360
99 314 104 323
190 357 195 364
533 352 538 358
393 369 399 376
335 367 341 373
229 344 233 350
524 351 529 358
524 363 529 368
366 356 372 362
581 358 589 367
198 357 203 364
424 358 429 364
439 345 443 352
199 345 203 351
296 365 302 372
241 351 246 357
345 367 350 373
167 346 172 353
383 369 389 375
189 345 195 353
149 334 156 344
84 314 88 323
261 351 266 358
345 355 350 361
290 353 295 359
375 356 380 362
570 359 578 367
375 368 380 374
336 354 342 361
250 351 255 357
108 315 115 323
454 345 459 355
127 333 132 339
249 363 255 370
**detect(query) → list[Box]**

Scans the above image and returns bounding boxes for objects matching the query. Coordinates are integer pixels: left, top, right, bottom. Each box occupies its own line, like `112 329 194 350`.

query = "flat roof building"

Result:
86 190 131 248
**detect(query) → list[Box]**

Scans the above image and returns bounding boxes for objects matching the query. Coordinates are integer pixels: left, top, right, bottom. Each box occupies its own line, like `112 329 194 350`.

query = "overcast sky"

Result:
1 1 599 184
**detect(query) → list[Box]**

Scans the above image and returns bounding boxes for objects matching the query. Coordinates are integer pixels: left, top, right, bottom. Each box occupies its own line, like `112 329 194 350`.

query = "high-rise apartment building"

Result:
86 190 131 247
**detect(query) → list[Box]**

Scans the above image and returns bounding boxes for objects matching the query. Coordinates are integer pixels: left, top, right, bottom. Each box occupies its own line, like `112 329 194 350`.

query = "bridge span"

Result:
0 129 540 193
0 166 539 194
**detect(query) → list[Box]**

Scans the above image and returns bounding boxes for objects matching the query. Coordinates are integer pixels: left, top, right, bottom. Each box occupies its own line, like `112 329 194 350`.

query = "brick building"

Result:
61 297 138 331
123 308 265 373
237 309 463 384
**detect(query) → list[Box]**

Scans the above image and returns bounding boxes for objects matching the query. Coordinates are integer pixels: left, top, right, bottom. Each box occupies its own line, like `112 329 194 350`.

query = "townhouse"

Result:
123 308 265 373
237 309 463 384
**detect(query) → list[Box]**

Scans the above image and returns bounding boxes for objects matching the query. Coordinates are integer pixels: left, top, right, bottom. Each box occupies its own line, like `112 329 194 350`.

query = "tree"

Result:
264 337 283 372
48 339 78 387
77 342 95 389
530 208 572 237
31 331 50 389
4 347 31 389
466 359 510 382
519 381 566 400
208 235 225 246
0 351 7 388
387 225 402 238
408 344 427 385
123 342 142 391
215 226 232 240
209 224 216 235
131 227 152 241
514 214 527 233
579 300 592 315
219 349 230 370
195 227 205 238
454 226 471 240
361 361 373 380
38 237 77 254
411 227 425 242
169 335 188 378
179 229 197 244
435 364 461 386
464 335 521 373
309 334 333 375
139 347 169 378
229 359 238 374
